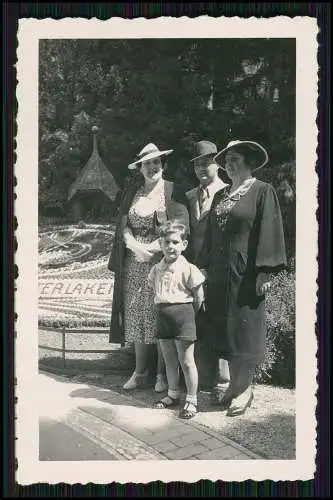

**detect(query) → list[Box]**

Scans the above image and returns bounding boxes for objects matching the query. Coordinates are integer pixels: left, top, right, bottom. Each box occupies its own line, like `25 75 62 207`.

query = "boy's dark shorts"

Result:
155 302 196 342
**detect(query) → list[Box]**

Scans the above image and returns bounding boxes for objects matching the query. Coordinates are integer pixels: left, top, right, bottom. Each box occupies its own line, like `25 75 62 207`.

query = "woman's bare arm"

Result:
122 224 154 262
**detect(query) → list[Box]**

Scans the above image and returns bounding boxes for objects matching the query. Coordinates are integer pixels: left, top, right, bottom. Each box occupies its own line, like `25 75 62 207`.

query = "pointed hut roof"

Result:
68 126 120 202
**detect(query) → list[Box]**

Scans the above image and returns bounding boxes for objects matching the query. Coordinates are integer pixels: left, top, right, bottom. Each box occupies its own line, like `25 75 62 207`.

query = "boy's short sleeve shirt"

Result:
149 255 205 304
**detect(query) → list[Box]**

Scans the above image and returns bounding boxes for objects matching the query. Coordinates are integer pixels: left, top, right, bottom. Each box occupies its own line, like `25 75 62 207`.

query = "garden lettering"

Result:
39 280 113 297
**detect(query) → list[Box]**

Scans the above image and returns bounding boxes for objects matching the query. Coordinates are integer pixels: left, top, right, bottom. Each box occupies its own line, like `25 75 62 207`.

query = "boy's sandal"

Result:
153 395 180 409
179 402 198 419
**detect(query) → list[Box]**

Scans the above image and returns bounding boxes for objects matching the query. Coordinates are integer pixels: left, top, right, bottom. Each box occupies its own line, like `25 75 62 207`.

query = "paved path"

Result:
39 419 119 460
38 371 262 461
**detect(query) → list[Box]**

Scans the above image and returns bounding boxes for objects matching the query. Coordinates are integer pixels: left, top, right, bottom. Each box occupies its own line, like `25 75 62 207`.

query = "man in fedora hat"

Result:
185 140 230 397
186 140 228 264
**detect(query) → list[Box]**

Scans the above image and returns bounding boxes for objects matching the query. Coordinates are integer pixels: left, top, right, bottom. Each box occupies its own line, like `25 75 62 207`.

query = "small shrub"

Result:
255 268 295 387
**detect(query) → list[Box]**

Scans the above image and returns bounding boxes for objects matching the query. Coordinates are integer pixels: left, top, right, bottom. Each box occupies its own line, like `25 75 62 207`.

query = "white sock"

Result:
216 382 230 391
185 394 197 406
168 389 180 399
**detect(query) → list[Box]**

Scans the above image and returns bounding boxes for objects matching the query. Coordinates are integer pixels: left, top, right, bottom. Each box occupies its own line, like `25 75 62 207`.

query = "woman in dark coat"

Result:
197 140 287 417
108 143 189 392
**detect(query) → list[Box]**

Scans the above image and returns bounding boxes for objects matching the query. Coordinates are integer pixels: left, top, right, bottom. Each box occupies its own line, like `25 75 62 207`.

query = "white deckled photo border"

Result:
15 16 319 484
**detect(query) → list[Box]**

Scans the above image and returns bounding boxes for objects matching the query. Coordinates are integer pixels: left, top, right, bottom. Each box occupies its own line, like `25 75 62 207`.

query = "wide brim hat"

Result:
190 140 218 162
128 143 173 170
214 140 268 171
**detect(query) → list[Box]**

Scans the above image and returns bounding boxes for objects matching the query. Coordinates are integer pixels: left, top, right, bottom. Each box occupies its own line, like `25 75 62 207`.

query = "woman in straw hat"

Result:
108 143 189 391
197 140 287 416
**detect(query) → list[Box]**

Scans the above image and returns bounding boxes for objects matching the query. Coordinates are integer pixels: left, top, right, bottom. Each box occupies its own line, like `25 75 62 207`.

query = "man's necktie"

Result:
199 186 209 213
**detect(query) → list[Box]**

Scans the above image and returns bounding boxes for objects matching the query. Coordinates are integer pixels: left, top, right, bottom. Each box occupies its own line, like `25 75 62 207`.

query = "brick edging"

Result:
38 363 131 377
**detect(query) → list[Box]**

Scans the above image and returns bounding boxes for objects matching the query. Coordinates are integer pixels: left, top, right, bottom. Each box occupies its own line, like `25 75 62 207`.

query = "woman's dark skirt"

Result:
155 302 196 342
205 281 267 363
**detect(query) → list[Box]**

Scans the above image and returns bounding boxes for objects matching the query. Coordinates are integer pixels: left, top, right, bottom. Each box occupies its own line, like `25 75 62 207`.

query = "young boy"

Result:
147 220 206 419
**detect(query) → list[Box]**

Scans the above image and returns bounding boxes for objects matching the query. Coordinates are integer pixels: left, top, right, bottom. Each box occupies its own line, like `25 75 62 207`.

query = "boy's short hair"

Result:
158 219 188 241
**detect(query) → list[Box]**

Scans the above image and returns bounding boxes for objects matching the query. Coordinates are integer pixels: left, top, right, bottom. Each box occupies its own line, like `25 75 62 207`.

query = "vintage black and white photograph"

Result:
16 17 318 483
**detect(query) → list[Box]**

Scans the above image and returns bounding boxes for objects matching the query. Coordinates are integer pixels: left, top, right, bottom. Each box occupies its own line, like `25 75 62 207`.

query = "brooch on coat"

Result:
214 178 256 228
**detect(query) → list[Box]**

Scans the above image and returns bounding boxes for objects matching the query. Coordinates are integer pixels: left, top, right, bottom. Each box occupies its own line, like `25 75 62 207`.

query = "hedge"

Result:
255 265 295 387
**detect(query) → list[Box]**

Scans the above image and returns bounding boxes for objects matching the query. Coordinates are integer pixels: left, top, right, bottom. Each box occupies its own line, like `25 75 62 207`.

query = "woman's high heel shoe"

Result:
154 374 168 393
123 370 148 390
226 391 254 417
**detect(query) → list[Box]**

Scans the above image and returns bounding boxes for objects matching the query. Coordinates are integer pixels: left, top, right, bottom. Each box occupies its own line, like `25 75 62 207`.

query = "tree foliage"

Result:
39 38 296 259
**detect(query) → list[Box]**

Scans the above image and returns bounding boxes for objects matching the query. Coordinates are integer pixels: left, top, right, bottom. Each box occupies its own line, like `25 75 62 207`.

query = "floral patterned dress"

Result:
122 182 166 347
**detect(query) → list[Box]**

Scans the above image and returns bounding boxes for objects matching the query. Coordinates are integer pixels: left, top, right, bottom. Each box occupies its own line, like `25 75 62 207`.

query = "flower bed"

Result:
40 261 112 280
39 316 110 329
41 266 112 280
38 225 115 270
38 225 114 327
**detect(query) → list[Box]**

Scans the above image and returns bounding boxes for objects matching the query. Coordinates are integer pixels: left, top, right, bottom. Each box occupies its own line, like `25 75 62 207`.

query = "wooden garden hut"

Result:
68 127 120 221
